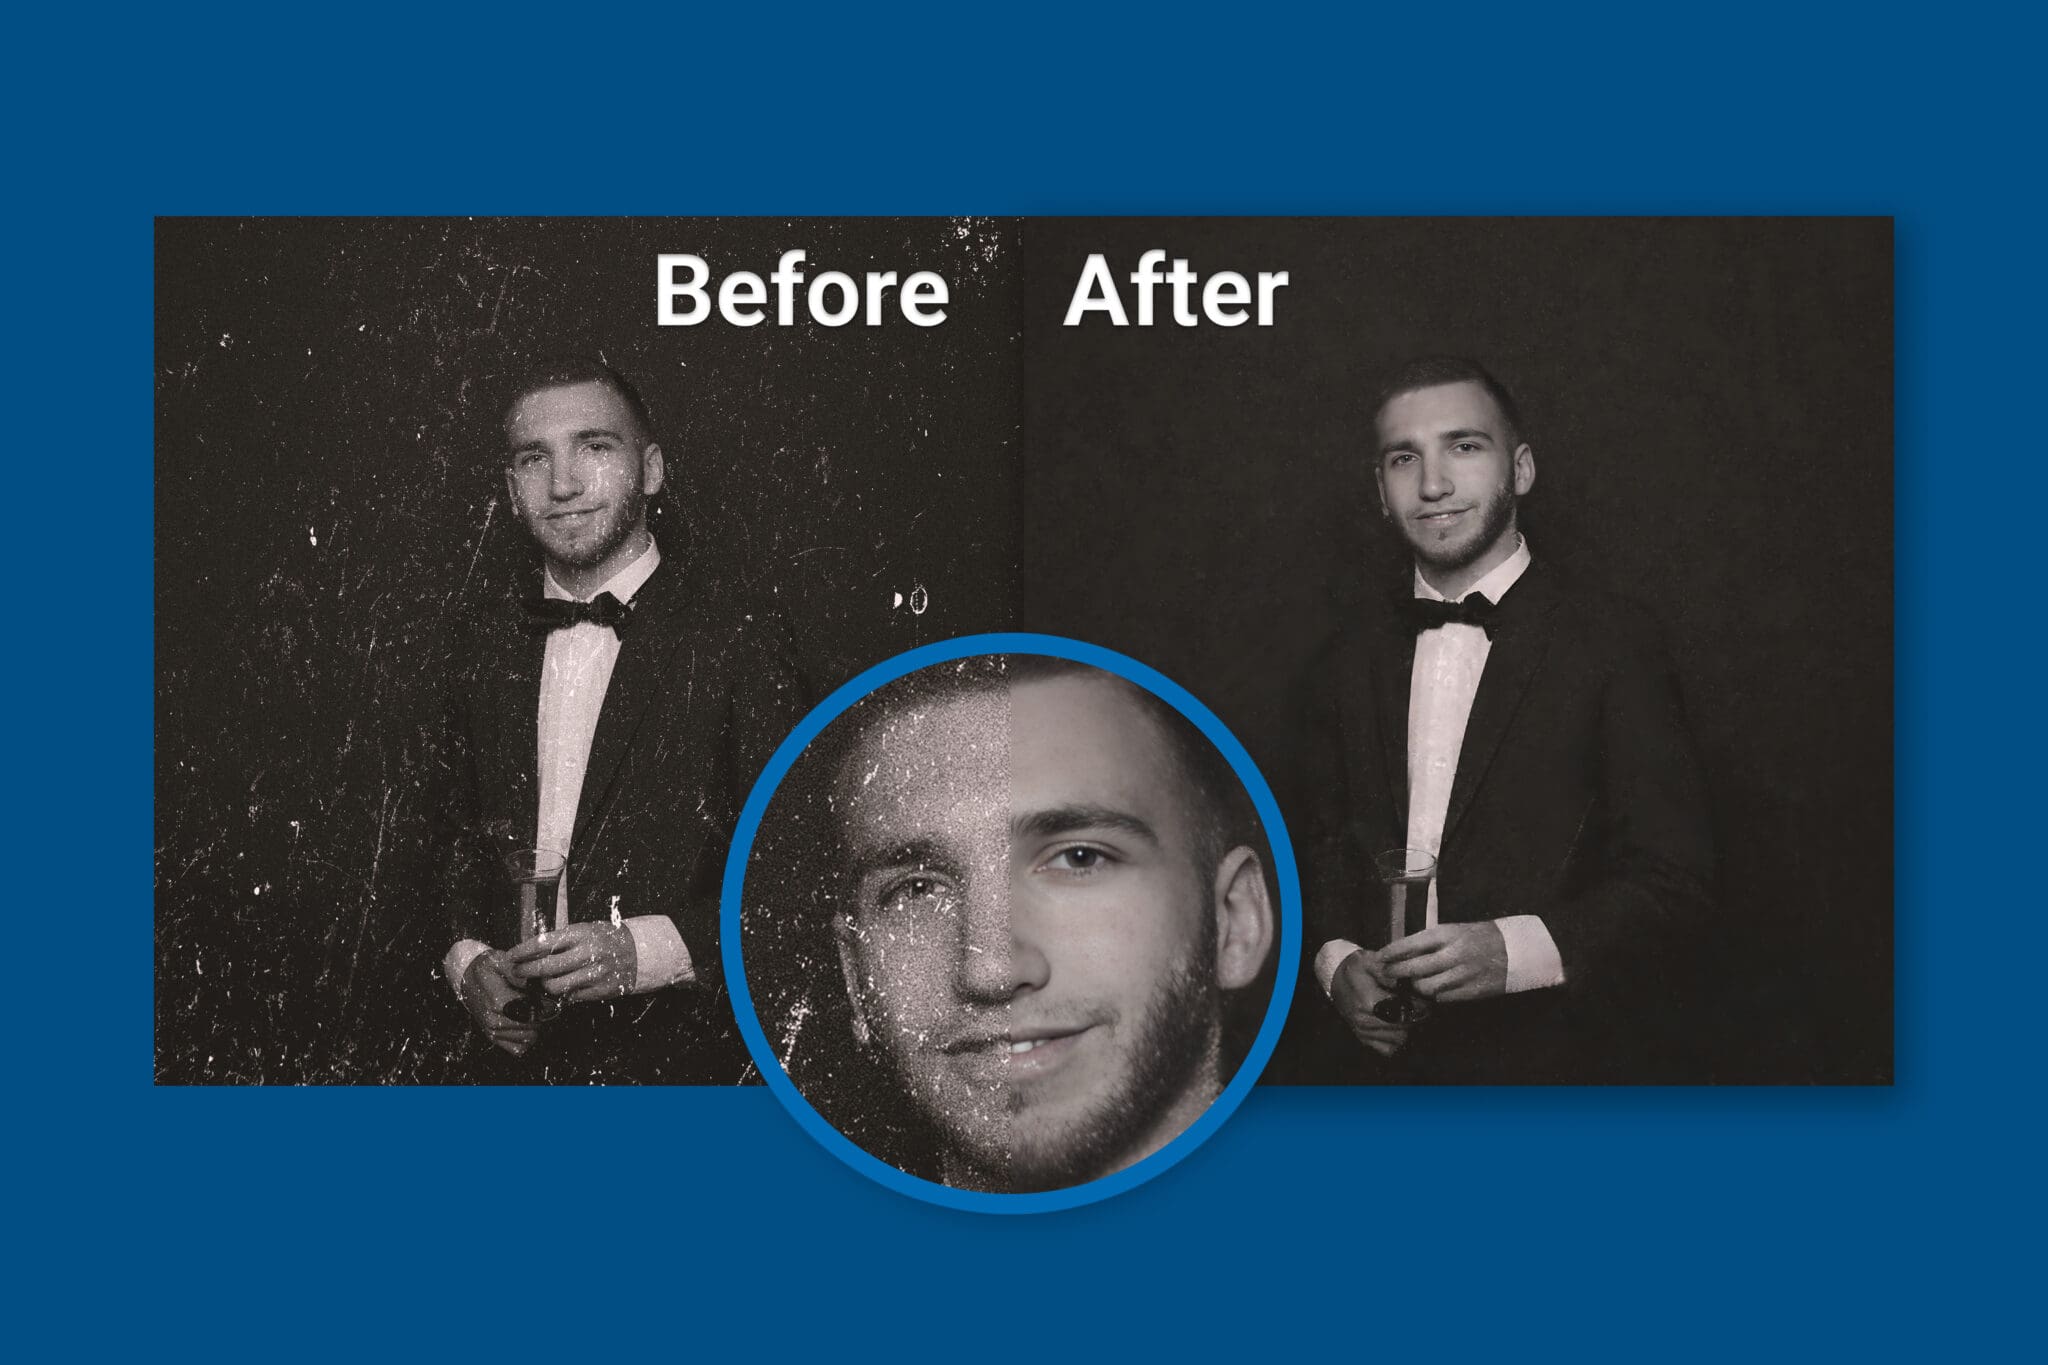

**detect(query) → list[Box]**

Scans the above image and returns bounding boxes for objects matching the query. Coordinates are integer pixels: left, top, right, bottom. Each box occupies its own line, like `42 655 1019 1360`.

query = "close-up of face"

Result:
830 667 1271 1193
503 378 664 583
1374 379 1535 584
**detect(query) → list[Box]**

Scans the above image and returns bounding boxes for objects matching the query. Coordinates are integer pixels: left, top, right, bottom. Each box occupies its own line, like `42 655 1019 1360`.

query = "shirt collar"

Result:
1414 533 1531 604
544 534 662 604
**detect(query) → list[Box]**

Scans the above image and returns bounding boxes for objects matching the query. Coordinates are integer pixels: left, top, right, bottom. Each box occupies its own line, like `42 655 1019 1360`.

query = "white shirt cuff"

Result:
1498 915 1566 992
444 939 489 999
626 915 695 992
1314 939 1365 998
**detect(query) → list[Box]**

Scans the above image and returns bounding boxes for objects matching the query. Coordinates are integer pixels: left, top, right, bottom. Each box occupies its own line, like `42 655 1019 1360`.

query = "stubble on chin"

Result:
1410 481 1517 575
997 960 1221 1194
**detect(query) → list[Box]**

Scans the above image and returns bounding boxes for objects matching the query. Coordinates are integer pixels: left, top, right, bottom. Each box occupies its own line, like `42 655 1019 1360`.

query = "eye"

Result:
876 872 954 915
1387 451 1416 468
516 450 547 469
1044 845 1114 876
1453 441 1482 453
583 440 616 455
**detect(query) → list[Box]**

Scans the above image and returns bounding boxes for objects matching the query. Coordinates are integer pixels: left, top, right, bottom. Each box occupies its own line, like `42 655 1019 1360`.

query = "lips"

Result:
547 506 602 521
940 1023 1096 1083
1414 507 1469 524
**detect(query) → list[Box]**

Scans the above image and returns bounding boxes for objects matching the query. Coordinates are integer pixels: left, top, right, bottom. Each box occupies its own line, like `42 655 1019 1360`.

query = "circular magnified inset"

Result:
723 634 1300 1213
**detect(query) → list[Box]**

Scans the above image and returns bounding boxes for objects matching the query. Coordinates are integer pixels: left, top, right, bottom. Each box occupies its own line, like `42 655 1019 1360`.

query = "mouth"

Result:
1413 507 1469 525
547 506 603 522
941 1024 1096 1081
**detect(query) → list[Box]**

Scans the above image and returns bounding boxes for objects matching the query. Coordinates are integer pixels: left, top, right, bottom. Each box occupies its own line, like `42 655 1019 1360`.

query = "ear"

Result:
1512 442 1535 497
640 442 666 498
1210 846 1275 991
503 465 520 508
832 914 873 1050
1374 462 1391 519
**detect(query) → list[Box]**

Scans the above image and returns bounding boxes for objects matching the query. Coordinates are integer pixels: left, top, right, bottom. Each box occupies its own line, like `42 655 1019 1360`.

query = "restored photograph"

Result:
1017 218 1893 1084
741 654 1280 1192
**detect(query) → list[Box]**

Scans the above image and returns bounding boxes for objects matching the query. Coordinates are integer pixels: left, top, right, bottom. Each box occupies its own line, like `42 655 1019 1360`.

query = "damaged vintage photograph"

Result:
739 653 1284 1194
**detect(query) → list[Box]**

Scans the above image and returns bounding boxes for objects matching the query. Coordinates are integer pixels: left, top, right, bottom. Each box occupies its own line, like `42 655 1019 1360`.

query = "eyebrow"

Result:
506 428 629 457
1011 803 1159 846
1378 426 1496 459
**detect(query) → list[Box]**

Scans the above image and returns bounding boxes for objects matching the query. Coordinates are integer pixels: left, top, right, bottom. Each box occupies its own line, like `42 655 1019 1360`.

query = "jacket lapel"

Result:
1366 611 1414 836
569 556 695 865
482 599 547 850
1440 560 1563 847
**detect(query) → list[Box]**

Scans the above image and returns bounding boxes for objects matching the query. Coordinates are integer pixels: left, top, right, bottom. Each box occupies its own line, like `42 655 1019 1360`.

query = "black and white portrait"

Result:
741 655 1279 1191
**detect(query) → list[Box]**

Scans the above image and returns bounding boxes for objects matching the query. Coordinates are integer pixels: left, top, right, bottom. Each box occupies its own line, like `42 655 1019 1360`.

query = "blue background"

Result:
25 1 2038 1357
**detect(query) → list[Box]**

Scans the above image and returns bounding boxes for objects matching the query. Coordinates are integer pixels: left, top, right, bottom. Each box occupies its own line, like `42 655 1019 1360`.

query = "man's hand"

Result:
508 921 639 1003
1381 922 1509 1002
460 950 539 1057
1327 948 1410 1057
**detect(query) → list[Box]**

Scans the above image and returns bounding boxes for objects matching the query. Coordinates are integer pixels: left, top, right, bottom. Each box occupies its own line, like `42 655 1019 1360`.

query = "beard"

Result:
530 486 649 573
920 908 1223 1195
1407 473 1518 577
999 953 1220 1193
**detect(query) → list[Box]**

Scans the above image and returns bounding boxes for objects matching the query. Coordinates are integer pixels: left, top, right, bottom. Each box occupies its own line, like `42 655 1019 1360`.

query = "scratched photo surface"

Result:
155 218 1017 1084
741 655 1280 1192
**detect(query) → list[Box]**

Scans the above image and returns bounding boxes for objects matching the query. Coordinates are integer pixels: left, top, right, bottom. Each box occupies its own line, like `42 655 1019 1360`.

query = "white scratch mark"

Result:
777 994 813 1070
458 497 497 596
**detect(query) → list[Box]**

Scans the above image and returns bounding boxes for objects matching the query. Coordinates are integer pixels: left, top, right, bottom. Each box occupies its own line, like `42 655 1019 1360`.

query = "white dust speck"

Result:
309 526 319 547
892 591 904 609
909 584 929 615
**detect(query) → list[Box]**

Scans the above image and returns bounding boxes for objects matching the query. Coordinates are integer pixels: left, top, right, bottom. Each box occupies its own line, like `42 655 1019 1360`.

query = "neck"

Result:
1417 525 1520 601
548 528 651 600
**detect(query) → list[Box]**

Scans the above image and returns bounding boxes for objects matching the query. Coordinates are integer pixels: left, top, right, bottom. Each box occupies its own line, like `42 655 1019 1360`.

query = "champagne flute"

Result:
500 847 565 1024
1370 847 1436 1025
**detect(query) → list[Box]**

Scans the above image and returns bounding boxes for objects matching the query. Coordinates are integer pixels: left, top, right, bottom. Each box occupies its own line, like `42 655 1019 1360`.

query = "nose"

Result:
1418 451 1452 502
547 452 583 501
953 874 1049 1003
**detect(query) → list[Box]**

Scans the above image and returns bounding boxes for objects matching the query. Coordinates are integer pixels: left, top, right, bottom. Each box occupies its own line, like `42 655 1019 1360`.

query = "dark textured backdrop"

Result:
1015 218 1893 1083
155 218 1019 1083
156 217 1892 1087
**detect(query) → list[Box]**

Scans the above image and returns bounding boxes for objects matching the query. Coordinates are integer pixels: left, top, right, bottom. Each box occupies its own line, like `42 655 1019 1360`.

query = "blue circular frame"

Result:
721 632 1302 1214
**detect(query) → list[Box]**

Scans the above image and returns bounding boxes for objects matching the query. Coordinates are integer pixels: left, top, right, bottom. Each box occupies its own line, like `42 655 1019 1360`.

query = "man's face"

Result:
833 673 1233 1192
503 379 663 575
1374 379 1534 579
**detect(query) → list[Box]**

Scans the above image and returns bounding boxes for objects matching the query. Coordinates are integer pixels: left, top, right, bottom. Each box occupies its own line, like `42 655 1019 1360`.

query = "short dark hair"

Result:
497 355 657 454
829 655 1261 881
1369 355 1525 446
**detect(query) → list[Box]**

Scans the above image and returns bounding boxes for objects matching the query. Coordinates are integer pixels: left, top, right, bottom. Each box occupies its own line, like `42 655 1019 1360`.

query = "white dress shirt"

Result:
1406 535 1564 992
1315 536 1565 1000
443 536 695 999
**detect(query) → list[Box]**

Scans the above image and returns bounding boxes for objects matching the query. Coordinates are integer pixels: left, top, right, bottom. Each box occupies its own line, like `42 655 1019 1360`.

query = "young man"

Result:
821 656 1274 1191
1280 357 1717 1084
432 357 805 1084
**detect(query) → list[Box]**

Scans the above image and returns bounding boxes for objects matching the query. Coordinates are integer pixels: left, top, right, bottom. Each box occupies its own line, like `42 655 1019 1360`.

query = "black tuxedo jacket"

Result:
432 550 807 1084
1271 561 1717 1084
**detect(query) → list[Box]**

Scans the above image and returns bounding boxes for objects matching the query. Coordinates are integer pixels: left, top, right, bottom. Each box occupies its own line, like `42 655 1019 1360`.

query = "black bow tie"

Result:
1404 593 1498 638
522 592 634 636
